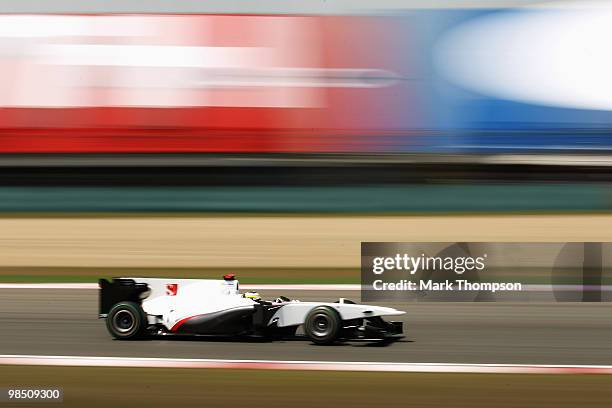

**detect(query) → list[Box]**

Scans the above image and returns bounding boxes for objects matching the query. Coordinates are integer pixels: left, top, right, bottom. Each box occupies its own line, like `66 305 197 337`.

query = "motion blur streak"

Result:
2 215 612 268
3 355 612 374
0 14 417 153
0 2 610 407
435 0 612 111
0 15 324 108
4 9 612 153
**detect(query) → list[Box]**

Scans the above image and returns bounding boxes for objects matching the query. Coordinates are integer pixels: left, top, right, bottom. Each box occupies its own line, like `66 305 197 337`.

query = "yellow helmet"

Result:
243 291 261 301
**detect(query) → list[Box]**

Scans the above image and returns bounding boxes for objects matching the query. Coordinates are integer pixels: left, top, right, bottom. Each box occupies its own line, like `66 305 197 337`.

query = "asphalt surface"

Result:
2 289 612 365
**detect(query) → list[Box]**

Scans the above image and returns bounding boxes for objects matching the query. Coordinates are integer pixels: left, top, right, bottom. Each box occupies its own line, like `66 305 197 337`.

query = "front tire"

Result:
106 301 147 340
304 306 341 345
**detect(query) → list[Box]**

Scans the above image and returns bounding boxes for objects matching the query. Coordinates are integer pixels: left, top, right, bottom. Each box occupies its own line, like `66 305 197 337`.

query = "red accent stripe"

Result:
170 314 205 332
0 129 411 153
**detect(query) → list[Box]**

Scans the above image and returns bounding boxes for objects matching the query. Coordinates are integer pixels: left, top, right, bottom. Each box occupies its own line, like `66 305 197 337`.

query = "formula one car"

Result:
98 275 404 345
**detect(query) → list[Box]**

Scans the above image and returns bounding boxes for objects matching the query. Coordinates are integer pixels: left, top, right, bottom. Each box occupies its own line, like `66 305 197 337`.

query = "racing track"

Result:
2 288 612 365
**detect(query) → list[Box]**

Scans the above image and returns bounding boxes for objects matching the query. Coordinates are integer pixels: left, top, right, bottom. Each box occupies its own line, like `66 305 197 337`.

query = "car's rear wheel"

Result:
304 306 341 345
106 301 147 340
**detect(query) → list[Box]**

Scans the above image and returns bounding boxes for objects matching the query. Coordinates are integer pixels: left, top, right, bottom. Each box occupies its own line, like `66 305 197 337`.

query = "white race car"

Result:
99 275 404 345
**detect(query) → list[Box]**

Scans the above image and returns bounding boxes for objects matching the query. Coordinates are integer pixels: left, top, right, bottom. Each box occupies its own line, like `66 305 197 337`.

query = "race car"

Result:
98 275 405 345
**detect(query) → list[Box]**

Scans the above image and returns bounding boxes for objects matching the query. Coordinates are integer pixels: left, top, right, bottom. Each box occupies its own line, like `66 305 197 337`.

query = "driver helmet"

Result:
243 291 261 301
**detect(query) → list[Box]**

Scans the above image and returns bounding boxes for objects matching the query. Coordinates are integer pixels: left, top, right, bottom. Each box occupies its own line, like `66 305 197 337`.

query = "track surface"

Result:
2 289 612 365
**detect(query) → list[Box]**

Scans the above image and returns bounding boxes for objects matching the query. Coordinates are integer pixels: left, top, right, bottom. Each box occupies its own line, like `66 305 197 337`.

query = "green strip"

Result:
0 267 358 284
0 184 608 212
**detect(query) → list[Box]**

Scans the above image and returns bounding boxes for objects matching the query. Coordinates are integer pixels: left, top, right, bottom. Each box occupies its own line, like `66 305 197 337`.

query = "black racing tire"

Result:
106 301 147 340
304 306 341 345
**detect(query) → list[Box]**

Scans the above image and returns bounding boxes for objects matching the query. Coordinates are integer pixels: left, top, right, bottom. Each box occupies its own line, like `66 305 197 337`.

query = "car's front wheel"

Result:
106 301 147 340
304 306 341 345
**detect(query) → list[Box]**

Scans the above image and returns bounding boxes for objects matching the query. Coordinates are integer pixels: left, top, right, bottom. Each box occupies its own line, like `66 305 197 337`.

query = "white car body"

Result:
99 276 405 344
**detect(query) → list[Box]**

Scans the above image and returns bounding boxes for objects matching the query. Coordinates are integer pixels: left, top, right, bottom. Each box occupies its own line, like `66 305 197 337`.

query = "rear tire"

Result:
106 301 147 340
304 306 341 345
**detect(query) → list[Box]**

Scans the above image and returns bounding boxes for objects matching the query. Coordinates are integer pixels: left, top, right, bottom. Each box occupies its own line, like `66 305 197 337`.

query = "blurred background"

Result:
1 0 612 283
3 2 612 407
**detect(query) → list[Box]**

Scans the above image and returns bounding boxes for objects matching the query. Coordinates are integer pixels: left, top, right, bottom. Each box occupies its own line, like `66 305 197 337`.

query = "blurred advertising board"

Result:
0 10 610 153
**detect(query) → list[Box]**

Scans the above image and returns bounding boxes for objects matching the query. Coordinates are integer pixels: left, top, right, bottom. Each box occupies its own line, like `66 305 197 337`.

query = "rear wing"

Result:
98 278 149 318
